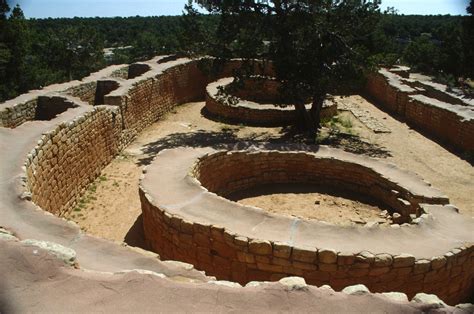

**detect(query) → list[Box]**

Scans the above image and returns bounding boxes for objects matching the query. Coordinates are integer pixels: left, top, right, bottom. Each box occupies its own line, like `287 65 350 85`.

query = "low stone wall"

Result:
195 151 446 220
64 82 98 105
25 106 122 215
140 147 474 305
206 77 337 126
105 60 209 140
366 71 474 153
21 58 245 217
0 98 38 128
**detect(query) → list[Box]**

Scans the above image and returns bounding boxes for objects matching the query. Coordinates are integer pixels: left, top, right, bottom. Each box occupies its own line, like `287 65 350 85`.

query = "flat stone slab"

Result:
1 238 462 313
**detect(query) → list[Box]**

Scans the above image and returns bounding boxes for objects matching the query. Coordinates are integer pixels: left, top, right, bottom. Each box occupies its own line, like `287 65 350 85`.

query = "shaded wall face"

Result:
35 97 77 120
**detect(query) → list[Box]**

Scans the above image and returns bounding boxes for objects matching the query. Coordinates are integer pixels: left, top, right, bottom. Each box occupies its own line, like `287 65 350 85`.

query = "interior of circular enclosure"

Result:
193 151 424 224
228 77 291 104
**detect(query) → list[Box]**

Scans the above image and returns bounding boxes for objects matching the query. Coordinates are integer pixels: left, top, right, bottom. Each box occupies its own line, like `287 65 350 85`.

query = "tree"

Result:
463 0 474 78
186 0 381 138
403 35 441 74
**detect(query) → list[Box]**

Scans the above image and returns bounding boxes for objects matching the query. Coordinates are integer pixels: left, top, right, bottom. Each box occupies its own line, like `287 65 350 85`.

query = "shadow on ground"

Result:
124 214 150 251
136 128 390 166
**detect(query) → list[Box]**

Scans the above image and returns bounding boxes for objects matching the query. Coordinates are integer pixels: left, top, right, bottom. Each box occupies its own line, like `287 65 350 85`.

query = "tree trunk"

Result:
294 103 316 141
310 95 325 131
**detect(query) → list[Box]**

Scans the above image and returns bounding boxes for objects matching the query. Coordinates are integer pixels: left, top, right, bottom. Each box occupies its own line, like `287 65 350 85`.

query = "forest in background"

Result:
0 1 472 102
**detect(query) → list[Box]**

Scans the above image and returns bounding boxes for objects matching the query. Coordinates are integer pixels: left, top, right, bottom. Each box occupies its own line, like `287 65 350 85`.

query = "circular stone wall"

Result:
139 145 474 305
205 77 337 126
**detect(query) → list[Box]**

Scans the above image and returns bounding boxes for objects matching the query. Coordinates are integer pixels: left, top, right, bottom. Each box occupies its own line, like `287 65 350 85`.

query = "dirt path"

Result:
336 95 473 216
65 99 473 244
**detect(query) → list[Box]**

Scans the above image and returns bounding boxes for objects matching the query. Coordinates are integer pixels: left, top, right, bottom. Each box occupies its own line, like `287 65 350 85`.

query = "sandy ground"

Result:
65 99 474 244
229 183 391 226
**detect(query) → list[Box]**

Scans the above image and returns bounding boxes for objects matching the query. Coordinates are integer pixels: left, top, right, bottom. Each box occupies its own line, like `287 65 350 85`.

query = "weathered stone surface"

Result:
0 228 17 241
393 254 415 268
279 276 308 291
209 280 242 288
248 239 272 255
21 239 76 265
356 251 375 264
431 256 447 270
411 293 446 309
273 242 291 258
342 284 370 295
292 247 317 263
382 292 409 303
374 254 393 267
318 249 337 264
413 260 431 274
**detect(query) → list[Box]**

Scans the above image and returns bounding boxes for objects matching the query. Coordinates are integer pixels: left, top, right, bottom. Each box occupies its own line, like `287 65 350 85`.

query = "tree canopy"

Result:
0 1 472 103
186 0 381 136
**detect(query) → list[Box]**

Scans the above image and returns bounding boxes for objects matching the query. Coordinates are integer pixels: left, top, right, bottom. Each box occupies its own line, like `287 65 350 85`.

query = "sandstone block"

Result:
279 276 308 291
431 256 447 270
393 254 415 268
249 239 272 255
342 284 370 295
292 246 317 263
374 254 393 267
273 241 291 258
318 249 337 264
413 259 431 274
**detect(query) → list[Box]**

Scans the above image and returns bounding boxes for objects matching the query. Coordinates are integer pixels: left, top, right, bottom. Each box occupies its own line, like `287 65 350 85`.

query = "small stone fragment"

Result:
21 239 76 265
382 292 409 302
279 276 308 291
411 293 446 309
342 284 370 295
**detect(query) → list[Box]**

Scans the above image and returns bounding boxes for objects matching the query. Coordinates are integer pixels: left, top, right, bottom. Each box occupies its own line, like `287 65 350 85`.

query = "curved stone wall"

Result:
194 151 445 221
1 57 472 308
206 77 337 126
25 106 122 215
140 146 473 305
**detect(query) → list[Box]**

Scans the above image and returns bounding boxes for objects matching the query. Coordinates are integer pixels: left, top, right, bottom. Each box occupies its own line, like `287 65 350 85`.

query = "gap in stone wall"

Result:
35 96 78 120
94 80 120 106
127 63 151 79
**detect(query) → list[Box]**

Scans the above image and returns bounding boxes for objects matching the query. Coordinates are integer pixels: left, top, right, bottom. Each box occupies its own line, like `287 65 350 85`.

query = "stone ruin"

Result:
0 56 472 312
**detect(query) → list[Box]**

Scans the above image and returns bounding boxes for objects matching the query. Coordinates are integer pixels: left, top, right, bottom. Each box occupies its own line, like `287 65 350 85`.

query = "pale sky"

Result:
8 0 471 19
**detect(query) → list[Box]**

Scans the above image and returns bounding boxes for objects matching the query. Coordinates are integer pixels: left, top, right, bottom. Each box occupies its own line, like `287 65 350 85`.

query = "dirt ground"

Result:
65 98 474 244
229 183 391 226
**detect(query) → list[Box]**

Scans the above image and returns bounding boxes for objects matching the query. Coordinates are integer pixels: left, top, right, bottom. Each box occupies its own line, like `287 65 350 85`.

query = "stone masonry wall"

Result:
64 82 98 106
206 77 337 126
140 151 473 305
141 197 473 306
366 72 474 153
195 152 447 219
105 61 209 140
23 59 237 217
0 98 38 128
25 107 122 215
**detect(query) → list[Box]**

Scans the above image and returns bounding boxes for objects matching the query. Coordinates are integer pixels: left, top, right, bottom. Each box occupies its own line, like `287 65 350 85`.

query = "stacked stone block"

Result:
366 71 474 153
140 149 473 305
0 99 38 128
206 78 337 126
25 107 122 215
140 188 473 305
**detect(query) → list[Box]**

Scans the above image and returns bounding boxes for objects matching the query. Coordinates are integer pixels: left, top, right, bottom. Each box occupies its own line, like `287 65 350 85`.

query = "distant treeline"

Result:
0 1 472 102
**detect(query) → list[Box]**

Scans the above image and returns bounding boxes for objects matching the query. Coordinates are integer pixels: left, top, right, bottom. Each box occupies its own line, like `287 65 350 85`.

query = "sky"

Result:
7 0 471 19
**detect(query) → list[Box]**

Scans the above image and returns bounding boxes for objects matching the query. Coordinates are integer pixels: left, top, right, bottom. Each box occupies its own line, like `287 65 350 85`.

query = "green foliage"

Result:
0 1 472 104
187 0 380 134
